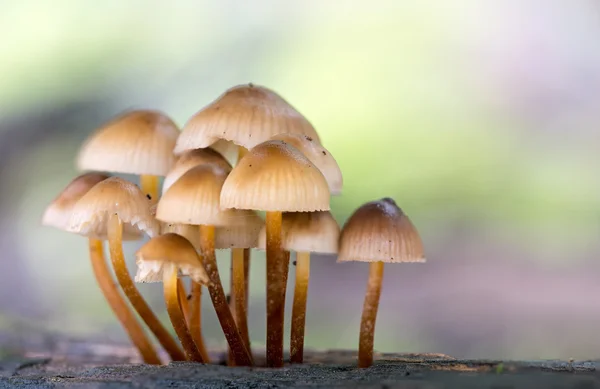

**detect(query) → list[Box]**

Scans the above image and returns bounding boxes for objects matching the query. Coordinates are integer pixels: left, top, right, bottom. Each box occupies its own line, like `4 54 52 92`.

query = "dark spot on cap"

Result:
292 261 297 266
322 151 326 156
306 136 313 142
249 164 252 167
146 194 152 200
215 106 220 110
381 197 397 206
248 82 254 88
187 294 192 300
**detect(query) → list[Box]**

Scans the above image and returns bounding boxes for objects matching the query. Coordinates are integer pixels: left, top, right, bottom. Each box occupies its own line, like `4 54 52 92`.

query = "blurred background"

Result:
1 0 600 361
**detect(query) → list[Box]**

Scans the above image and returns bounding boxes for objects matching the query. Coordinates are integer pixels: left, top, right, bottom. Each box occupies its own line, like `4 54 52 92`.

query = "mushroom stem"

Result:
163 265 204 362
199 225 253 367
232 248 250 355
290 251 310 364
177 279 190 325
190 281 211 363
107 214 186 362
89 238 161 365
140 175 160 203
265 211 286 368
358 261 385 368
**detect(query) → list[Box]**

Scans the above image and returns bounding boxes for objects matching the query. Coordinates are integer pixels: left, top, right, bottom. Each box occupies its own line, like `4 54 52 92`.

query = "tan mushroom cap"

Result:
220 140 331 212
270 133 343 196
43 173 142 240
208 139 243 166
174 84 320 153
77 110 180 176
162 148 232 195
68 177 159 238
258 211 340 254
161 223 200 250
337 198 425 263
157 164 237 226
135 233 209 284
215 210 264 249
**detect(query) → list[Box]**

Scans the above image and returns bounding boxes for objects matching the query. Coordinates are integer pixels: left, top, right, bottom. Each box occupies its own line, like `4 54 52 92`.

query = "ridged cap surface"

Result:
135 233 209 284
174 84 320 153
337 198 425 263
77 110 180 176
162 148 232 194
220 140 330 212
215 210 264 249
68 177 159 238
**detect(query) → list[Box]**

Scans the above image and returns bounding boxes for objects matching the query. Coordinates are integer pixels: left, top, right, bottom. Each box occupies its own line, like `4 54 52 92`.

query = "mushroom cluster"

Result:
42 83 425 369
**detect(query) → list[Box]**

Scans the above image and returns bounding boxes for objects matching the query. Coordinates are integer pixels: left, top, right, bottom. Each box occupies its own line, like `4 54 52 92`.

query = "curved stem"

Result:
199 225 253 367
178 279 190 325
107 214 186 362
140 175 160 204
163 265 204 362
232 248 250 357
190 281 211 363
358 261 385 368
88 238 161 364
265 211 286 368
290 251 310 364
227 258 236 366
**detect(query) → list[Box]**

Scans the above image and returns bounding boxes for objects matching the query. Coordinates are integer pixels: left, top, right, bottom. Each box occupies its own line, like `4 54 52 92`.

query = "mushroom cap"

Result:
77 110 180 176
156 164 237 226
162 148 232 195
43 173 143 240
161 223 200 250
135 233 209 284
215 210 264 249
258 211 339 254
337 198 425 263
68 177 159 238
220 140 331 212
270 133 343 196
174 84 320 153
208 139 242 166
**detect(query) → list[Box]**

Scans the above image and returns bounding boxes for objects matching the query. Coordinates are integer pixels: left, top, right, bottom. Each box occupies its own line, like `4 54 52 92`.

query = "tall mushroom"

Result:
68 177 186 362
42 173 161 364
135 233 210 362
338 198 425 368
215 210 264 360
220 140 331 367
76 109 179 202
156 164 253 366
258 211 340 364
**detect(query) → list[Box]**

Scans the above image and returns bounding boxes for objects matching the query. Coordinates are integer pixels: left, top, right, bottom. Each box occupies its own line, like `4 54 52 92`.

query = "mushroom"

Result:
76 109 179 202
338 198 425 368
162 148 232 195
269 133 343 195
220 140 330 367
68 177 186 362
135 233 210 362
42 173 161 365
215 210 264 362
258 211 340 364
160 222 210 363
174 83 320 154
156 164 253 366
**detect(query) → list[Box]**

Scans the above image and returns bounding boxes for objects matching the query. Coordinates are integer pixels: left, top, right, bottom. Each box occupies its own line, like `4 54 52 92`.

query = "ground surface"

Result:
0 339 599 388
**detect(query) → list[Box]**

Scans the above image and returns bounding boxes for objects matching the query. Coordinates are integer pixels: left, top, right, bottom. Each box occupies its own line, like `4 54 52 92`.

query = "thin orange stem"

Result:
178 279 190 325
290 251 310 364
107 214 186 362
265 211 286 368
190 281 211 363
358 261 385 368
232 248 250 356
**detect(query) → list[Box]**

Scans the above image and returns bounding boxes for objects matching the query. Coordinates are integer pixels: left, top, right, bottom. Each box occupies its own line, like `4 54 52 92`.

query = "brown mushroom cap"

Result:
174 84 320 153
156 164 237 226
77 110 180 176
162 148 232 195
68 177 159 238
258 211 339 254
161 223 200 250
215 210 264 249
220 140 331 212
270 133 343 195
337 198 425 263
135 233 209 284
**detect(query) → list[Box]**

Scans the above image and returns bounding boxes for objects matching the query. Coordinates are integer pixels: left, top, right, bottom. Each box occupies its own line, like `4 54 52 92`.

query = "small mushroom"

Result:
42 173 161 365
136 233 210 362
76 109 180 202
220 140 331 367
157 164 253 367
258 211 339 364
162 148 232 195
338 198 425 368
68 177 186 362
